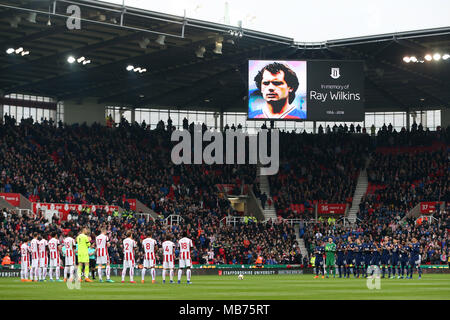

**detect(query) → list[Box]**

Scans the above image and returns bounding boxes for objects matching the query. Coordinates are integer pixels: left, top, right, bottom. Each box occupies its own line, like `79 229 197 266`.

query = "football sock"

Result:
106 265 111 280
187 269 191 282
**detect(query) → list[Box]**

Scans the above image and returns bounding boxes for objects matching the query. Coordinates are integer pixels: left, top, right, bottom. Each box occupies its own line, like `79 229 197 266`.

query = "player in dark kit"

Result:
369 241 381 277
314 241 325 279
380 236 391 278
354 238 364 278
363 239 373 277
344 237 355 278
336 241 345 278
390 239 400 279
399 241 409 279
408 238 422 279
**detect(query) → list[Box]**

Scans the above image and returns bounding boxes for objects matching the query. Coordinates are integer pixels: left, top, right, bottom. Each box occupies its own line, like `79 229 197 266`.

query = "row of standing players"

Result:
313 236 423 279
19 228 194 284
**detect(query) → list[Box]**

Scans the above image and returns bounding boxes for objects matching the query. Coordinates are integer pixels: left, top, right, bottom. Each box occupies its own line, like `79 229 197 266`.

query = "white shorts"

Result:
65 255 75 266
31 259 40 268
163 261 174 269
179 259 191 268
96 256 110 265
143 259 156 268
123 259 135 268
49 258 60 268
39 257 48 267
415 255 422 266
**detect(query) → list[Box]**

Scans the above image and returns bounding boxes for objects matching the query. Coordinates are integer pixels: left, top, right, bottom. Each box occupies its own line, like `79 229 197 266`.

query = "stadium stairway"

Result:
294 228 309 260
19 194 32 211
135 199 159 220
403 203 421 222
347 157 370 223
257 166 277 222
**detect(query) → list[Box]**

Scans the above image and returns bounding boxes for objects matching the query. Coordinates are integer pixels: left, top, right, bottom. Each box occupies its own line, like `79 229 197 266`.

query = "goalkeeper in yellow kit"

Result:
76 228 93 282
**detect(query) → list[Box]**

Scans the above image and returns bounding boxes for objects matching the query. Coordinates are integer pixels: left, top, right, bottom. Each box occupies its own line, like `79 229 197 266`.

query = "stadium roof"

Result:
0 0 449 113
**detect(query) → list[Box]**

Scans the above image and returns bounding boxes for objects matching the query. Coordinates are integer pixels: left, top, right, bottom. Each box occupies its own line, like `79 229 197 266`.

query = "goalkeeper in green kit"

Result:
325 237 336 278
76 227 93 282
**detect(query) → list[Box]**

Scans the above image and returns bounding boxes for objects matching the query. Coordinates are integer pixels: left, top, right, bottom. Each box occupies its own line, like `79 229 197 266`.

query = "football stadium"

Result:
0 0 449 307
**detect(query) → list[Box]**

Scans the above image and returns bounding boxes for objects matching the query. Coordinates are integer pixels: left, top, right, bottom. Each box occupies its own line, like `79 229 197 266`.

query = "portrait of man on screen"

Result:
249 62 306 119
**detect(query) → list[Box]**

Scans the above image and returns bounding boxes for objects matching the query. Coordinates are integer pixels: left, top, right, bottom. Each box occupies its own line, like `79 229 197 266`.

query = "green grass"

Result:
0 274 449 300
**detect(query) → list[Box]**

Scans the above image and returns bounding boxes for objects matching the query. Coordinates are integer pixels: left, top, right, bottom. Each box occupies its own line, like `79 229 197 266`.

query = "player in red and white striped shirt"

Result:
30 233 40 282
162 234 176 284
48 232 63 282
177 233 193 284
63 232 76 281
20 237 31 282
141 231 157 284
38 234 48 281
122 231 137 283
96 228 114 283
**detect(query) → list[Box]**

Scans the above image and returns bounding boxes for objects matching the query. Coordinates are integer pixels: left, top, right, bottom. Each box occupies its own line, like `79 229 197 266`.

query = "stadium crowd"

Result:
0 114 449 270
0 115 256 219
0 206 301 266
269 131 370 219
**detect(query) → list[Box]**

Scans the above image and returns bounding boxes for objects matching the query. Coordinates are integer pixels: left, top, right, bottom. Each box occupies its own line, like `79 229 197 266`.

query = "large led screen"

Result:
248 60 364 121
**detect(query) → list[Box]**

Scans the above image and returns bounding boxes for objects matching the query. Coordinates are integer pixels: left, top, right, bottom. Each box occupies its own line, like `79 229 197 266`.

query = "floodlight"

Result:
77 56 85 63
67 56 76 63
213 41 222 54
27 12 37 23
126 65 134 71
195 46 206 58
9 16 21 28
424 54 432 61
155 35 165 46
410 56 417 63
442 54 450 60
403 56 410 63
138 38 150 49
433 53 441 61
6 48 14 54
15 47 23 54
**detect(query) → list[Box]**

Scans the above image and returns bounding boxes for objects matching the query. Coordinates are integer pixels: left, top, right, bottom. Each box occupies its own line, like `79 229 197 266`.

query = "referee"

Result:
88 242 96 280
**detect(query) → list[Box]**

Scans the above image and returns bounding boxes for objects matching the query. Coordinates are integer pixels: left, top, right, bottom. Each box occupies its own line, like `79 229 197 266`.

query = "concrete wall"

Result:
64 98 106 126
441 107 450 129
247 189 265 221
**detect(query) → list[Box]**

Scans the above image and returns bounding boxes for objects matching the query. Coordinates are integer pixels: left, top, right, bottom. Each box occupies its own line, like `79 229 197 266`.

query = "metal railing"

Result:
415 215 438 224
283 219 303 226
13 208 33 217
135 212 155 223
221 216 314 227
220 216 246 227
164 214 184 225
337 217 355 227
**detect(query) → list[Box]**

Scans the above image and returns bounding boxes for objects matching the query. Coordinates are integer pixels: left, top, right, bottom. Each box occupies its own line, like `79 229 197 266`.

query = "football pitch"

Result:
0 274 449 300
